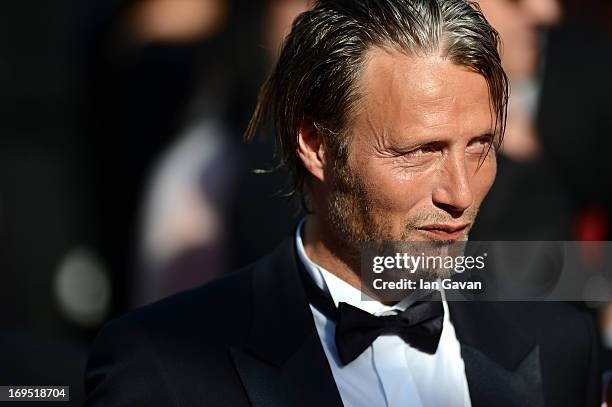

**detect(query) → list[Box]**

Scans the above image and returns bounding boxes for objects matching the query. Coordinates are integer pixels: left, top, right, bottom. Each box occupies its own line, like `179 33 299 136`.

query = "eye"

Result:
405 144 437 157
467 135 494 154
395 143 441 167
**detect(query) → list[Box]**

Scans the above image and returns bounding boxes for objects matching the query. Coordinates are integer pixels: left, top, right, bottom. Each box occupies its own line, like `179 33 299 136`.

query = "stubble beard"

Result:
326 162 476 280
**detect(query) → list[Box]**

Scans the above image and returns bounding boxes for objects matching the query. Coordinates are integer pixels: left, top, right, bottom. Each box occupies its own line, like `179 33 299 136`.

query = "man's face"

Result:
325 48 497 246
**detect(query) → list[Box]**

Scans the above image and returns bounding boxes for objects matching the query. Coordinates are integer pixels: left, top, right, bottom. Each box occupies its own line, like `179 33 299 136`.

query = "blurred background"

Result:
0 0 611 405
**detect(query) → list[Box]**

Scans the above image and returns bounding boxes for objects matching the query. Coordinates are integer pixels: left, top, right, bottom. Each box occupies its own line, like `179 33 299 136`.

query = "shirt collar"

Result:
296 218 419 316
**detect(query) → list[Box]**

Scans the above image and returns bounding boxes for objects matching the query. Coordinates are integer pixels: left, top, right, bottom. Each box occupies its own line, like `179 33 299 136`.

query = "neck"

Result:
302 216 404 306
301 215 370 296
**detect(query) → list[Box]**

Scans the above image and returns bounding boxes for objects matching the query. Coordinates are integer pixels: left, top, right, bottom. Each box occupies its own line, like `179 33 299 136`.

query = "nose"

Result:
432 153 474 216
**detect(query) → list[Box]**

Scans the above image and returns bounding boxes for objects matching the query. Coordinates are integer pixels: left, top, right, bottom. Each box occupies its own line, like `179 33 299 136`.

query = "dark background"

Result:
0 0 611 405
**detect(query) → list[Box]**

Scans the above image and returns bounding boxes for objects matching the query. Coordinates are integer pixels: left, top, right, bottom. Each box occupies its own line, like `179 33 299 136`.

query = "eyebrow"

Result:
471 131 497 140
382 129 496 152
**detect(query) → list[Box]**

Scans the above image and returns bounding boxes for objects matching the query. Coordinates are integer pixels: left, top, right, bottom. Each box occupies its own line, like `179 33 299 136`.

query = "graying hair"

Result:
246 0 508 199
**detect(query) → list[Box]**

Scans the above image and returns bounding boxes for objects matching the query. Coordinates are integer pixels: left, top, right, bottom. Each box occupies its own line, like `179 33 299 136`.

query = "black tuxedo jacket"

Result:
85 238 600 406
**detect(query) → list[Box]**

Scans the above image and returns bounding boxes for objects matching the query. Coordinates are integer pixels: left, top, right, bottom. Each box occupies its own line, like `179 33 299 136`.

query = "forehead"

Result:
354 47 493 141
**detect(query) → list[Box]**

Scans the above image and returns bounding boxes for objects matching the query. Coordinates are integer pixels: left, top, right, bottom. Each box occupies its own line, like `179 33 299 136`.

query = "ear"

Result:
297 116 327 182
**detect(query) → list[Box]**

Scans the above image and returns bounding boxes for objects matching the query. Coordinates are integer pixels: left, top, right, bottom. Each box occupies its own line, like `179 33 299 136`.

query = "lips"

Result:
417 223 470 240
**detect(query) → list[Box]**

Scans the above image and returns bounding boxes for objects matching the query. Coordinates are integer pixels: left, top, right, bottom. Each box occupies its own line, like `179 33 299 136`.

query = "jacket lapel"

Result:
449 300 545 407
230 238 546 407
230 239 344 407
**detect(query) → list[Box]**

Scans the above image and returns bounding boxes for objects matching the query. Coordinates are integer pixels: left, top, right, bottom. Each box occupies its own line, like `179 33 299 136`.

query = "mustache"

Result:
405 208 480 229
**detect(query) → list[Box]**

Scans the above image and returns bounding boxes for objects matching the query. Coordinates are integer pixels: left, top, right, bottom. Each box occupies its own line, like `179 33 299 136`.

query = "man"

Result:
85 1 600 406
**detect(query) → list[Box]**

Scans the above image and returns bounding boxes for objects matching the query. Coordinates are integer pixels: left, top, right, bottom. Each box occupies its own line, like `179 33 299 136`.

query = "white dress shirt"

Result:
296 220 472 407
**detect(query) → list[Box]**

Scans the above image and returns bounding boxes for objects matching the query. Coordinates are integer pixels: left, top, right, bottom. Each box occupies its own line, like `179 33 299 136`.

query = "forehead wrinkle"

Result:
354 52 404 150
415 76 448 101
415 101 457 132
355 48 494 146
361 107 393 152
383 56 461 134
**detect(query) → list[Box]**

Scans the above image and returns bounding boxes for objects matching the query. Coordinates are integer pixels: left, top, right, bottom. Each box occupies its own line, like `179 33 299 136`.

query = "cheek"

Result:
357 162 431 213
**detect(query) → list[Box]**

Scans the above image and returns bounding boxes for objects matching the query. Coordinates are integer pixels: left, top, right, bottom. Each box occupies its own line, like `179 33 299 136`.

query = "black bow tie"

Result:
335 297 444 364
297 256 445 365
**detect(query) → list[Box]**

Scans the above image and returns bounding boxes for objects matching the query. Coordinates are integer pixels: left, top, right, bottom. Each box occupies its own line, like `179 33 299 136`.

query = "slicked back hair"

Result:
245 0 508 200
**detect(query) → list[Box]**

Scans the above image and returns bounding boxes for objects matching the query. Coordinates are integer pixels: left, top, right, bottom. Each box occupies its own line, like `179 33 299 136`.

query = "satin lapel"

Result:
230 239 344 407
448 301 545 407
